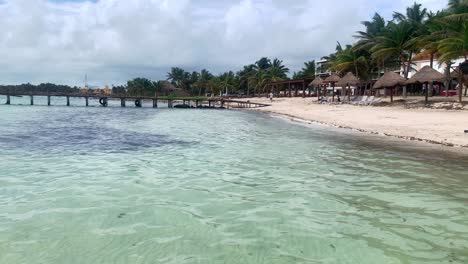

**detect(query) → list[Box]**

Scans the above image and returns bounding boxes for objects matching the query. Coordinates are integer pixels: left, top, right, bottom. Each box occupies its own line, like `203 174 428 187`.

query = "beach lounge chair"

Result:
369 97 382 106
351 96 362 104
354 96 367 105
361 96 374 106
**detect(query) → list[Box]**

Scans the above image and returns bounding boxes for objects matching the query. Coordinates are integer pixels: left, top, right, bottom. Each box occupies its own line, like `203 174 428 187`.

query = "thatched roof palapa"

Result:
406 66 444 84
373 71 407 89
309 77 325 86
337 72 360 87
324 73 341 83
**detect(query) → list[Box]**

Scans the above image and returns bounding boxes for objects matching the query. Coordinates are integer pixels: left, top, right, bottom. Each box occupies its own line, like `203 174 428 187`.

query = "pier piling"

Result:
121 98 126 107
30 95 34 105
47 96 51 106
66 96 70 106
152 99 158 108
85 97 89 107
6 95 10 105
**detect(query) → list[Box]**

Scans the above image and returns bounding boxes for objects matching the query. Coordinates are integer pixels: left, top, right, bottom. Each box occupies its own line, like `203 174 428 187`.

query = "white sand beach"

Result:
245 97 468 150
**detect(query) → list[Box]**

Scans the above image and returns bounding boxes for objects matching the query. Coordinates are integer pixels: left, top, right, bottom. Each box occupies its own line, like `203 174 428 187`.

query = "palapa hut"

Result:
406 66 445 104
373 71 407 103
324 73 341 101
338 72 360 101
309 77 325 97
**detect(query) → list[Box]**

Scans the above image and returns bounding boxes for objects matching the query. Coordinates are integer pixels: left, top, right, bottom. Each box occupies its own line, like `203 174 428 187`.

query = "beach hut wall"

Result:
406 66 445 84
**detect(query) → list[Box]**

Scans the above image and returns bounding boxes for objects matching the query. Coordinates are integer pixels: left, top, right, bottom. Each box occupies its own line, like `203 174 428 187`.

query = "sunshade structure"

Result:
324 73 341 101
309 77 326 97
407 66 445 104
373 71 407 103
338 72 360 101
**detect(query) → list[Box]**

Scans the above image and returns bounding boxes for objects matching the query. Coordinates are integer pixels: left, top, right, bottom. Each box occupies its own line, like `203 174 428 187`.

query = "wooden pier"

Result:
0 93 270 109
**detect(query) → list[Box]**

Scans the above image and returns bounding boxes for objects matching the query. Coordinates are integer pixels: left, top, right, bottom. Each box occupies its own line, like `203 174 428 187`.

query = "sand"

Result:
243 97 468 150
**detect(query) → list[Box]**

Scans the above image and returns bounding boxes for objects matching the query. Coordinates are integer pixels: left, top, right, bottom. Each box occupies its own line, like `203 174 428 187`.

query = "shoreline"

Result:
242 97 468 154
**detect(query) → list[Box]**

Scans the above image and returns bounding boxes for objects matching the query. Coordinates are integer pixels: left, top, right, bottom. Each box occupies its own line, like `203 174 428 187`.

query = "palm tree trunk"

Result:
403 51 413 98
445 62 451 97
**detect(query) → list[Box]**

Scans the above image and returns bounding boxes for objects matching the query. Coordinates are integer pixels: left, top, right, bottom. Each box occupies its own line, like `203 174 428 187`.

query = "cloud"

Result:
0 0 449 86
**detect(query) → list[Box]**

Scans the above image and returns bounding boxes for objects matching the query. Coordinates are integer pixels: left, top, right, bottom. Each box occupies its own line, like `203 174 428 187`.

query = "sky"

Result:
0 0 448 87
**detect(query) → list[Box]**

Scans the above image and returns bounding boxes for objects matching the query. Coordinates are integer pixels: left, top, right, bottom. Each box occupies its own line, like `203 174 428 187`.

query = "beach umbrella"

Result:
338 72 360 101
373 71 407 103
325 73 341 101
310 77 325 97
407 66 445 104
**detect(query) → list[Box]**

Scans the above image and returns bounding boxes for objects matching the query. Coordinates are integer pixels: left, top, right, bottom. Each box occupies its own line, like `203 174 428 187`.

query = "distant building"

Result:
315 59 332 78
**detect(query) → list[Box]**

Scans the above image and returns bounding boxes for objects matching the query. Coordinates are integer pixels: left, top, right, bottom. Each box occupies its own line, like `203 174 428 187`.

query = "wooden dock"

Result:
0 93 270 109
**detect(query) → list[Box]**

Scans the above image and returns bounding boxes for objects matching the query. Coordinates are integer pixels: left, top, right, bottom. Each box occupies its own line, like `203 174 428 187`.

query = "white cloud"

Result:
0 0 449 86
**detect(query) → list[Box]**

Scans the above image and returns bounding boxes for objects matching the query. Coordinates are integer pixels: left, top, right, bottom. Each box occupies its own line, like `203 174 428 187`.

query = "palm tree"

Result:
446 0 468 20
330 44 370 79
353 13 387 76
254 57 272 71
354 13 386 51
294 60 316 79
194 69 213 96
237 64 256 96
392 2 428 81
437 16 468 62
371 21 413 70
166 67 187 88
268 58 289 80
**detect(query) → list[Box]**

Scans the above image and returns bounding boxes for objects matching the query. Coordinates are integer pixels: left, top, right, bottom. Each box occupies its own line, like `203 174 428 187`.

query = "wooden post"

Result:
295 85 298 97
47 96 51 106
459 69 463 103
195 100 199 107
153 98 158 108
425 82 429 105
348 84 351 102
302 81 306 98
121 98 126 107
85 97 89 107
288 83 292 98
30 95 34 105
66 96 70 106
391 87 394 103
6 95 10 105
332 82 335 102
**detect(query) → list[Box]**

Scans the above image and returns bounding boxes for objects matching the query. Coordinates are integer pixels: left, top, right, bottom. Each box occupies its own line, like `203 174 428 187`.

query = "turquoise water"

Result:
1 99 468 263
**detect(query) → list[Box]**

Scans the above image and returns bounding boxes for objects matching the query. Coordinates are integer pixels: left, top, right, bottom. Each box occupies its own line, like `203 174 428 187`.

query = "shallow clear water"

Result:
1 99 468 264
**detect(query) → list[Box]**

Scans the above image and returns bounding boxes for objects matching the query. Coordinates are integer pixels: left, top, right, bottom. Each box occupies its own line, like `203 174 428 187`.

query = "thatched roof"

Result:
337 72 360 87
406 66 444 84
373 71 407 89
309 77 325 86
324 73 341 83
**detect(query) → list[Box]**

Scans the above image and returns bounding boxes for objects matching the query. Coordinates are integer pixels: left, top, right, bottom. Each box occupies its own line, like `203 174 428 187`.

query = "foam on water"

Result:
0 103 467 264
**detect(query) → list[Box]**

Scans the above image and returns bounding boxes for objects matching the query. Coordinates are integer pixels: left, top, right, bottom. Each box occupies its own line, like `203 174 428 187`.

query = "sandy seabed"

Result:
244 97 468 152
